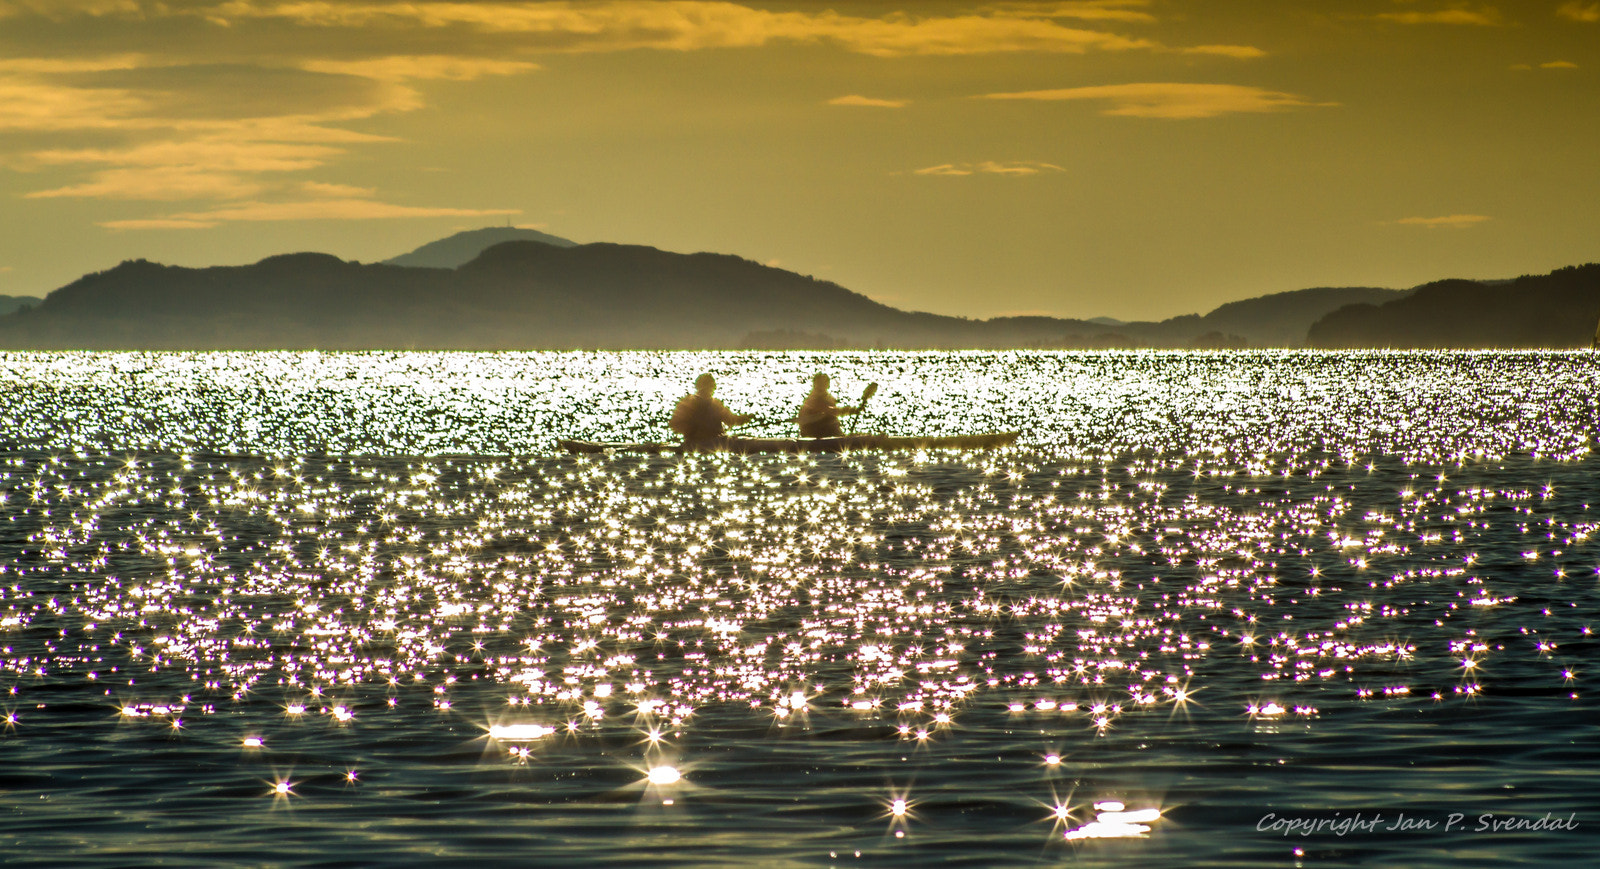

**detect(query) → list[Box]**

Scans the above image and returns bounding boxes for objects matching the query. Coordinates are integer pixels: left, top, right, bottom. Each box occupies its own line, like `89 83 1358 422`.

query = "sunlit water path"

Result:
2 351 1596 866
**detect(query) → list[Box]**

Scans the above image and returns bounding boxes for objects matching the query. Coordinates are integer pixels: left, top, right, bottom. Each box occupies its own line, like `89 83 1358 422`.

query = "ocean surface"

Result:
1 350 1596 867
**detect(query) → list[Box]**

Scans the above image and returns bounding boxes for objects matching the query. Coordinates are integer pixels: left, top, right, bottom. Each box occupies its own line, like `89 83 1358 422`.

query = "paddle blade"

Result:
849 382 877 435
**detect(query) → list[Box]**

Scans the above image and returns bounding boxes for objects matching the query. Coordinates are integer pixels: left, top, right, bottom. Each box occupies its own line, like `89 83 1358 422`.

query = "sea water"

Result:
0 350 1595 867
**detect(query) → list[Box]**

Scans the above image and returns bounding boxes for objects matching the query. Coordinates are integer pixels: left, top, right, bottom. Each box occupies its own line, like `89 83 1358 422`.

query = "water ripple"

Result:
1 350 1595 866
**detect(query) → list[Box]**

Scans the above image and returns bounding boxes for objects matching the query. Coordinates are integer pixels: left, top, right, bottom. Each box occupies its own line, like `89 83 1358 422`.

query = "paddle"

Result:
732 380 877 436
848 382 878 435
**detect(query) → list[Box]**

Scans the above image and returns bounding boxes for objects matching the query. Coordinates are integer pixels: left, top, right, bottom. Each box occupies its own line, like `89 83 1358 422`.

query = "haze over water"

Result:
2 350 1595 866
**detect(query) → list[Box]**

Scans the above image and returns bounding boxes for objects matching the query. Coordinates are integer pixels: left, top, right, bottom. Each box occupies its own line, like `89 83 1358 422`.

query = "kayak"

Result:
558 432 1019 454
558 432 1020 454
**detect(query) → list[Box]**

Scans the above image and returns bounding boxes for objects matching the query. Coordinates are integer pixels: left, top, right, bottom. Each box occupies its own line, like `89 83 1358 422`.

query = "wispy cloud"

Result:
28 139 349 175
181 1 1221 57
26 167 269 201
101 198 520 230
0 55 145 74
20 133 367 201
1541 60 1579 68
0 1 145 19
912 161 1064 176
97 218 221 230
819 12 1157 56
301 56 542 82
829 94 907 108
1182 44 1267 59
1 46 524 221
1374 7 1502 26
1393 214 1492 228
0 1 1266 60
982 82 1327 119
298 181 378 198
1557 2 1600 22
0 76 147 132
989 1 1157 24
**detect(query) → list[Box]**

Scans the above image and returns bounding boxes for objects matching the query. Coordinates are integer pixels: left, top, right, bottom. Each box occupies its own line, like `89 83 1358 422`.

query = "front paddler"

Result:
670 373 754 450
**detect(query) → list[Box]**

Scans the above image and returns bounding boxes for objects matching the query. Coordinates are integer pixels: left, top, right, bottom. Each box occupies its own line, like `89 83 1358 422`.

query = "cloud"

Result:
299 181 378 198
99 217 223 230
0 1 143 19
301 56 541 82
1182 44 1267 59
100 198 519 229
1557 2 1600 22
1374 8 1502 26
828 94 907 108
197 1 1165 57
1540 60 1579 69
0 59 421 138
808 12 1158 57
0 55 145 74
913 161 1064 176
27 139 347 174
0 76 148 131
1393 214 1492 228
986 1 1156 24
2 54 432 208
974 160 1064 176
21 137 355 201
982 82 1327 118
0 1 1261 60
97 63 421 122
26 166 268 201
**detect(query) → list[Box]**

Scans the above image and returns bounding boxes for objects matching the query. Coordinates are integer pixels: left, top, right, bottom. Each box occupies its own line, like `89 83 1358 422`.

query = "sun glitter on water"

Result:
2 349 1597 861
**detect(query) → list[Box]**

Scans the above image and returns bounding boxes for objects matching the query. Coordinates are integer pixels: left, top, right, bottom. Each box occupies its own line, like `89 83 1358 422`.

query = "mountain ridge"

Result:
2 228 1591 350
1306 263 1600 348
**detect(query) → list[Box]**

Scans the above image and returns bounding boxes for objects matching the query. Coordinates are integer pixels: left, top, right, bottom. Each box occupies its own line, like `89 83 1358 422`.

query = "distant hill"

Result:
0 295 40 316
1190 286 1408 348
384 227 577 268
0 242 981 350
3 226 1588 350
1307 264 1600 348
5 239 1357 350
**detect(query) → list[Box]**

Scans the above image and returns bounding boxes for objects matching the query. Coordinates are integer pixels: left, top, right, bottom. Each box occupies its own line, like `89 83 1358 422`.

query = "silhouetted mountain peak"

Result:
385 227 577 269
257 252 350 269
105 258 167 275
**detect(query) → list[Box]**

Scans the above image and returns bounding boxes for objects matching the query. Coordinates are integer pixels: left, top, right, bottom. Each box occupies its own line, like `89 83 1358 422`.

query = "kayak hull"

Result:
558 432 1019 454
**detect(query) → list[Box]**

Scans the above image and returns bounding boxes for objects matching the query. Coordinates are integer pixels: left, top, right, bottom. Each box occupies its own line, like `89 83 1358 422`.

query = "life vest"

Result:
798 392 843 438
672 394 727 442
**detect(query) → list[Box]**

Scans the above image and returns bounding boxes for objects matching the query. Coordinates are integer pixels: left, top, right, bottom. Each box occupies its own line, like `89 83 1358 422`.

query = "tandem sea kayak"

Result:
558 432 1020 454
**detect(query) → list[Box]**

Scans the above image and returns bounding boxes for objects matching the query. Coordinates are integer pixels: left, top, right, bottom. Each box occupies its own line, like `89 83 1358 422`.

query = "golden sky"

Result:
2 1 1597 320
